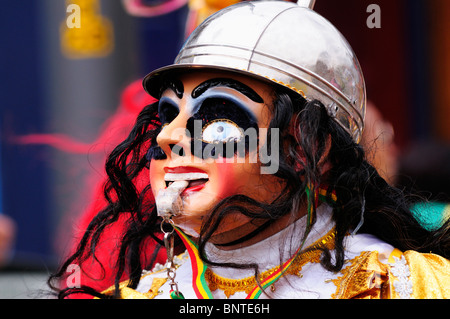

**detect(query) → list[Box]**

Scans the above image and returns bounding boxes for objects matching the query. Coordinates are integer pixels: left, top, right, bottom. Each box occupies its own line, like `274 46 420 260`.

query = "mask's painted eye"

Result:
158 99 179 127
202 119 244 143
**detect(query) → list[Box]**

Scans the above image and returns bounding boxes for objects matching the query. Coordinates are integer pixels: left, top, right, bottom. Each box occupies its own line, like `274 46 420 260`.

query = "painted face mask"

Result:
148 71 284 241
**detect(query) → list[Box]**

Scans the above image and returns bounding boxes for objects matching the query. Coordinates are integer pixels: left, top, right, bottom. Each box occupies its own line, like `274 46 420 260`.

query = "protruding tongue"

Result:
156 180 189 218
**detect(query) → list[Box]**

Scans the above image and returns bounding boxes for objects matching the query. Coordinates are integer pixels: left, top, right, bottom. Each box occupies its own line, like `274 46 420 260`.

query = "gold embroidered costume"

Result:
332 250 450 299
103 206 450 299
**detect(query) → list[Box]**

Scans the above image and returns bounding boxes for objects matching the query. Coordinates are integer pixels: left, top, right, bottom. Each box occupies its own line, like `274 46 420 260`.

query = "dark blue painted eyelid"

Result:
158 96 181 126
158 96 180 114
190 91 258 124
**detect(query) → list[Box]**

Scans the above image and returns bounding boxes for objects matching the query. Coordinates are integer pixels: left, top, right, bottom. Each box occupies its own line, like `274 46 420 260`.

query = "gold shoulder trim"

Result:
331 251 390 299
332 249 450 299
402 251 450 299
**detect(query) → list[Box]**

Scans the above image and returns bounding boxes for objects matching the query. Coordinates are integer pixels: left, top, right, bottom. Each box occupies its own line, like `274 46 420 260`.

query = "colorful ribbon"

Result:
174 226 213 299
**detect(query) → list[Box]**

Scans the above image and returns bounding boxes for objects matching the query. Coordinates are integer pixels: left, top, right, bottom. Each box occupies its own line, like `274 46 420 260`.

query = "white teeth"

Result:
164 172 209 181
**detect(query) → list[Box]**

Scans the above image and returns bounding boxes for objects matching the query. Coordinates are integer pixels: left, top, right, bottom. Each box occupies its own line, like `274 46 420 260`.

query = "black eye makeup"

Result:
187 97 259 159
189 97 257 136
158 97 180 128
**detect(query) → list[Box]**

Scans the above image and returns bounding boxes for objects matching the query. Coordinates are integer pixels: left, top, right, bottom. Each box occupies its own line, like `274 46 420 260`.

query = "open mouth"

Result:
164 172 209 193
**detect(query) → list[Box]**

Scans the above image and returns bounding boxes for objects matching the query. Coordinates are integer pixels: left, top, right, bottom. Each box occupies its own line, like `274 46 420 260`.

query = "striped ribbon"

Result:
174 226 213 299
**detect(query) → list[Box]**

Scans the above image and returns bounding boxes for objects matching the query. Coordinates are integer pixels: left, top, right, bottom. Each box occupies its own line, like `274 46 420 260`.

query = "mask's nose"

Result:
156 115 191 160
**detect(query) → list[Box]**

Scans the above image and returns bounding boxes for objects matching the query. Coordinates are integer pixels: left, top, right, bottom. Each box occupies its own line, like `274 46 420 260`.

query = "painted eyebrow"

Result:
159 78 184 99
191 78 264 103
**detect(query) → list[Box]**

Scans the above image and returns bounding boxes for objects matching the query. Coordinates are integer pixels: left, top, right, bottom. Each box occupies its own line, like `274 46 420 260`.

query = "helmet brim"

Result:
142 63 294 100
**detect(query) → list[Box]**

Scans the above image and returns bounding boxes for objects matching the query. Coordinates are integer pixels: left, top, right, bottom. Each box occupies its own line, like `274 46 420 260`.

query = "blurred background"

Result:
0 0 449 298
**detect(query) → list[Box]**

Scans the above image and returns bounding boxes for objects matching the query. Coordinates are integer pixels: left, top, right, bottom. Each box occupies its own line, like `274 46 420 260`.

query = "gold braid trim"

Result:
242 69 307 98
331 250 392 299
205 228 336 298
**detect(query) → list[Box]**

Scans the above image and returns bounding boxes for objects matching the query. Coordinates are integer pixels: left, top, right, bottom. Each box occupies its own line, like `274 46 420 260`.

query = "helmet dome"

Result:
143 1 366 142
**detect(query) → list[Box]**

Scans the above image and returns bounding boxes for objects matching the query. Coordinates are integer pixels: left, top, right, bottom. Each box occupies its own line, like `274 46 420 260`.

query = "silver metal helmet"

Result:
143 0 366 142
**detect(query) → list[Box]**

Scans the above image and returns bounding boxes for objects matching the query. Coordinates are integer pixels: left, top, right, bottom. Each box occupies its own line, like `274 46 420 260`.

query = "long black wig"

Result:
48 86 450 298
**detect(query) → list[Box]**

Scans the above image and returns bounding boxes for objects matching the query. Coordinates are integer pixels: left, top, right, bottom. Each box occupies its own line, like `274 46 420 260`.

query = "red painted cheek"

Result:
149 160 158 176
215 161 239 199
